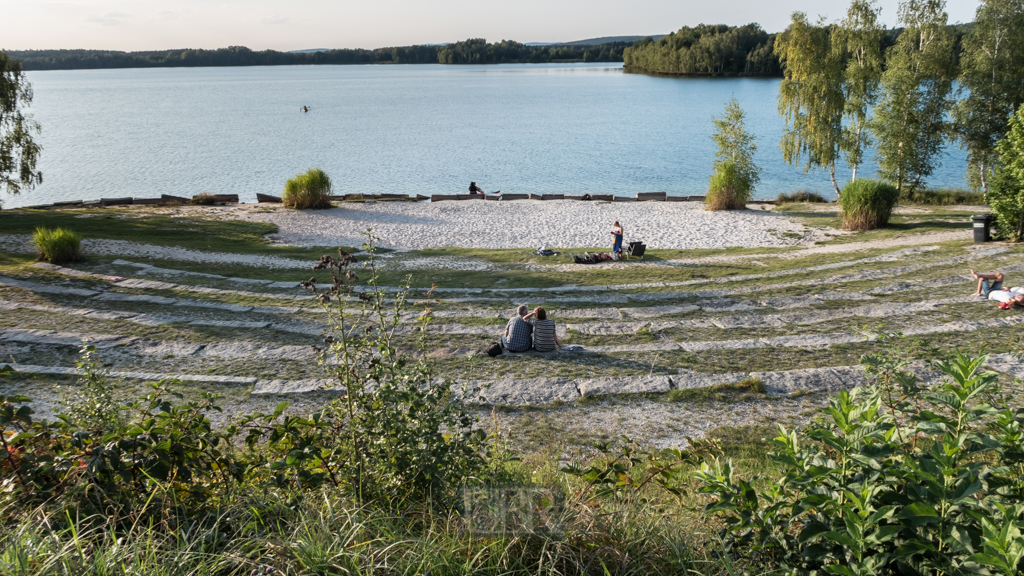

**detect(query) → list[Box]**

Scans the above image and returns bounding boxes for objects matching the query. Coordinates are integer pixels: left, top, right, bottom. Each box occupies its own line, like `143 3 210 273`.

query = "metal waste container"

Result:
972 214 992 242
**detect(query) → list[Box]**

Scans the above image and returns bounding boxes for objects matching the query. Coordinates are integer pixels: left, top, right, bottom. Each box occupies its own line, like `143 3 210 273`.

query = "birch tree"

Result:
0 51 42 199
833 0 885 182
954 0 1024 192
871 0 956 197
775 12 846 196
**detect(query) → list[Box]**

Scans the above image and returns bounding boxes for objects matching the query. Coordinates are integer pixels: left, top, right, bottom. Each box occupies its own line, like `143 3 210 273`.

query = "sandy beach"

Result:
240 200 830 249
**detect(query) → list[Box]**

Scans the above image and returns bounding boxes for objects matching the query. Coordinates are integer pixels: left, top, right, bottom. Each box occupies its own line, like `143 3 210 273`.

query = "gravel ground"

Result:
239 201 828 249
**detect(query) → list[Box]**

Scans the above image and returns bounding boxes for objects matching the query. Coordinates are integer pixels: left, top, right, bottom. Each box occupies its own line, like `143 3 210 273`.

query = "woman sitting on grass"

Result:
523 306 562 352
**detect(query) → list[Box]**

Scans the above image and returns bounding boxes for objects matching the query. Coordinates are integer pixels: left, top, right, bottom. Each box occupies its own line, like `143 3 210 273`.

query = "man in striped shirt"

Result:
502 305 533 353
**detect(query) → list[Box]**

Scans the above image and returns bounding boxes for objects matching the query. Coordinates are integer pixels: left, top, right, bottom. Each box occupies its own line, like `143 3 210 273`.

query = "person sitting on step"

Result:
522 306 562 352
502 305 533 353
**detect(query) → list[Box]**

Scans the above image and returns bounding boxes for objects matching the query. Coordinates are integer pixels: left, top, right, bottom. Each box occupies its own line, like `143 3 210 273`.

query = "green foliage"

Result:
834 0 885 182
0 235 487 524
706 161 752 210
992 103 1024 240
871 0 957 197
0 51 42 198
283 168 333 209
31 226 82 264
954 0 1024 193
697 343 1024 575
777 190 828 203
839 178 900 230
706 97 760 211
437 39 628 64
776 12 847 195
188 192 216 205
623 24 780 76
906 187 987 205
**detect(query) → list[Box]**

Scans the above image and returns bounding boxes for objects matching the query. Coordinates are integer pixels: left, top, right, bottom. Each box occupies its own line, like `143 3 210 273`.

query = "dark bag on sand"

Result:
485 342 503 357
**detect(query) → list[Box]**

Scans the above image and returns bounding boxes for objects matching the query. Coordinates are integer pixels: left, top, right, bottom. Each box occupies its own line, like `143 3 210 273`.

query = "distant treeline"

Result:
623 22 972 77
7 23 974 75
7 41 628 71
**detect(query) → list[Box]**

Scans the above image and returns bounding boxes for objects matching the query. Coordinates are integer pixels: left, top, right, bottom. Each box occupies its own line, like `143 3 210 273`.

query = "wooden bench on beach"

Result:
101 197 134 207
636 192 666 202
542 194 564 200
499 194 529 201
256 193 282 203
431 194 459 202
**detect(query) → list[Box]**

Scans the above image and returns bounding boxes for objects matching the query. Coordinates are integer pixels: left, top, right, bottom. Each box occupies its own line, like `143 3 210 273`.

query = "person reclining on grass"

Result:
987 286 1024 307
971 270 1007 297
502 305 533 353
522 306 563 352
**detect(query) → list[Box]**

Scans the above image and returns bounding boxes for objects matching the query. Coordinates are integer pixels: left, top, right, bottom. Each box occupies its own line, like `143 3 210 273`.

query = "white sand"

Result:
240 201 828 249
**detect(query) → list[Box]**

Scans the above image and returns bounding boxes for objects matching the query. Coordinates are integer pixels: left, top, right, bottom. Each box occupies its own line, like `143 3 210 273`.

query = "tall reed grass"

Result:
705 162 751 211
283 168 333 209
190 192 216 205
839 179 899 230
32 227 83 264
777 190 827 203
905 188 986 205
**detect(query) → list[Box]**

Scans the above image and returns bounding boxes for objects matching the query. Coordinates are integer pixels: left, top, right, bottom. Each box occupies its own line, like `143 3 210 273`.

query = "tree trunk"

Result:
851 163 858 183
830 164 841 198
979 160 988 194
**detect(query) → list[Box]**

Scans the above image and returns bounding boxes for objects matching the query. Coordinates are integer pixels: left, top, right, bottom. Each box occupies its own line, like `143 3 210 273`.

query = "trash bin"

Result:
972 214 992 242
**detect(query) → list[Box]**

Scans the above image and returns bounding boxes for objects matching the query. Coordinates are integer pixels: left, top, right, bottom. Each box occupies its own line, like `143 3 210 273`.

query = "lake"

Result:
8 63 968 208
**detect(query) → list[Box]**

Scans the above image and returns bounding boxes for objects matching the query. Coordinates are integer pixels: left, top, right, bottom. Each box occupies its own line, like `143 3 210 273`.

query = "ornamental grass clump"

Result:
283 168 333 209
705 162 752 211
32 226 83 264
190 192 216 205
839 178 899 230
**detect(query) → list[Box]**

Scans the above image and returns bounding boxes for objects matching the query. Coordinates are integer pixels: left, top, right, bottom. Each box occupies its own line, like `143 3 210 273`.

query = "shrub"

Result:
907 188 986 206
988 168 1024 241
32 226 83 264
777 190 827 203
190 192 216 205
283 168 333 209
838 179 899 230
696 341 1024 576
706 161 752 211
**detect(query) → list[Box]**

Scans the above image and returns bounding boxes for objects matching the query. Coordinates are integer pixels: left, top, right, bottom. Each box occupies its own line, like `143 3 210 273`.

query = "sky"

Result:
2 0 982 52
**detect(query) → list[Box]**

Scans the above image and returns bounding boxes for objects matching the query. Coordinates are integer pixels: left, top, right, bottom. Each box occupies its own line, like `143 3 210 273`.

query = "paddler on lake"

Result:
301 105 309 112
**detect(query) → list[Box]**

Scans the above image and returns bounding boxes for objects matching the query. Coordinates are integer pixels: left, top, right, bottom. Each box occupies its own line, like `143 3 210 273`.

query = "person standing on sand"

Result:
611 221 624 257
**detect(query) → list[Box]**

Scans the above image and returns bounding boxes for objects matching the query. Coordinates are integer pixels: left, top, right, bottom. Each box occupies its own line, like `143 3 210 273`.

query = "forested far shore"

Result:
5 40 629 71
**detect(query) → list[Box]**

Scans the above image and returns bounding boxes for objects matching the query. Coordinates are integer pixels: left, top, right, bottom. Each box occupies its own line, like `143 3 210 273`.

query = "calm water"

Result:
8 63 968 208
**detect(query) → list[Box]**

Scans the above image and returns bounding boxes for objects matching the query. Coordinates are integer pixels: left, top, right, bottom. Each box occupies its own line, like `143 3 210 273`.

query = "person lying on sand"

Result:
502 305 533 353
972 270 1007 297
522 306 562 352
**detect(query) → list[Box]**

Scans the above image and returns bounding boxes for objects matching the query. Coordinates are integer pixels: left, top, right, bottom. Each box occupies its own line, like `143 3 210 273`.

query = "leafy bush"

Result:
189 192 216 205
283 168 333 209
31 226 83 264
0 234 487 523
839 178 899 230
706 161 753 210
777 190 827 203
696 343 1024 576
988 168 1024 241
907 188 986 206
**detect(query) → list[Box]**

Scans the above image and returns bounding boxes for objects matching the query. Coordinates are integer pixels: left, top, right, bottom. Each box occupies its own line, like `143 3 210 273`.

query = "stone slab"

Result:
759 295 821 309
551 308 623 319
175 299 254 313
251 305 302 315
753 366 867 395
567 322 649 335
128 314 192 326
253 379 341 394
84 310 140 320
116 278 178 290
200 341 314 360
626 292 696 302
586 343 680 353
266 281 302 289
620 305 698 318
475 377 579 406
680 339 766 352
130 340 205 357
270 322 324 336
0 329 130 348
672 372 748 390
710 316 786 329
0 276 99 297
95 292 177 305
189 320 271 329
577 375 672 397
